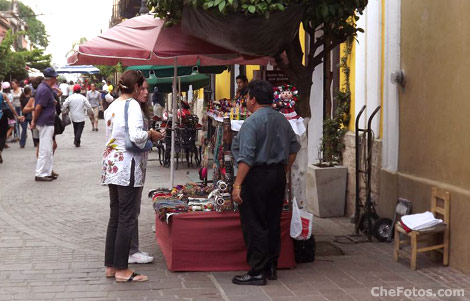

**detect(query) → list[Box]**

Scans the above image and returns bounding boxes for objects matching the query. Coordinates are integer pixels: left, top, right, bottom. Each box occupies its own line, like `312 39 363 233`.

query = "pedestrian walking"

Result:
102 70 163 282
87 83 101 131
231 80 300 286
2 82 16 144
62 84 93 147
0 85 24 163
19 86 32 148
30 67 59 182
59 79 69 104
151 86 165 119
11 80 23 142
128 79 154 264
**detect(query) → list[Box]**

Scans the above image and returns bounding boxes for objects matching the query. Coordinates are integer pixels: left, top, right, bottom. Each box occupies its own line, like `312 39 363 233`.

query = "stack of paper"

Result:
401 211 443 230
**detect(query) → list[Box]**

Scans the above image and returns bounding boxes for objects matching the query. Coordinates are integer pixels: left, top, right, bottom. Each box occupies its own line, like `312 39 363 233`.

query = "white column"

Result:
366 0 382 135
382 0 401 172
307 32 324 164
355 1 382 135
354 10 367 130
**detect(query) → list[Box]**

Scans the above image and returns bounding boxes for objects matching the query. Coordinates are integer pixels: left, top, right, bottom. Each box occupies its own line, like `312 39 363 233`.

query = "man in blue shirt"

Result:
231 80 300 285
31 67 58 182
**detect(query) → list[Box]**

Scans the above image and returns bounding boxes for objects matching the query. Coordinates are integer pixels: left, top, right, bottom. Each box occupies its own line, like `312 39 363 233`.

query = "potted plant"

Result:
306 40 352 217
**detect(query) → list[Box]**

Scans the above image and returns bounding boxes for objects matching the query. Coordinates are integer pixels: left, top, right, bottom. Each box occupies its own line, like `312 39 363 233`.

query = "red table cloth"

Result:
155 211 296 272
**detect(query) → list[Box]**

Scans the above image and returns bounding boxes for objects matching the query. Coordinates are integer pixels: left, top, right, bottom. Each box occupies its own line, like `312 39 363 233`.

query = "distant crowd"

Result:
0 72 117 166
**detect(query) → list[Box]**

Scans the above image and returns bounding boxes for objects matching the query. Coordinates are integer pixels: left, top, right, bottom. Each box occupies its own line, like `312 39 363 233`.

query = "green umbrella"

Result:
126 65 227 78
146 72 210 93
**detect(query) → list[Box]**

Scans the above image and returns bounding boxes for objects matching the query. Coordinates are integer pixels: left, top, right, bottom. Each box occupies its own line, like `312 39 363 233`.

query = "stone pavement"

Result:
0 122 469 301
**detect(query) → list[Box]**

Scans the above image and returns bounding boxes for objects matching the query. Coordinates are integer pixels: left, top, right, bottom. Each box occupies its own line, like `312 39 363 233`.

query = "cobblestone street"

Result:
1 123 469 301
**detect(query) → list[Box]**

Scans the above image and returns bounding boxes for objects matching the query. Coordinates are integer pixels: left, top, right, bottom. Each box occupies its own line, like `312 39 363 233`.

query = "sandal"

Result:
115 272 149 282
105 267 116 278
105 272 115 278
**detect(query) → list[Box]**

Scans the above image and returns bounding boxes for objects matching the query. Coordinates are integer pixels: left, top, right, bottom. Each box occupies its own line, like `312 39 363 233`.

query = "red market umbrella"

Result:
67 15 275 67
67 15 275 188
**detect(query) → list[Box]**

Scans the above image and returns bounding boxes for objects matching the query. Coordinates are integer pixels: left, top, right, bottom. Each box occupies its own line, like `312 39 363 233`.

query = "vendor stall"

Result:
68 14 298 273
156 211 295 272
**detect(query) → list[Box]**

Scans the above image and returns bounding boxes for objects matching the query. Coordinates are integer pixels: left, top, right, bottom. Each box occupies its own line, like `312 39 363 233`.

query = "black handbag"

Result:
54 114 65 135
2 108 14 119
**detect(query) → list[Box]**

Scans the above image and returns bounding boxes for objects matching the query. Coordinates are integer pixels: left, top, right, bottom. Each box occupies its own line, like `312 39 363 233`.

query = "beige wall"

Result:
379 0 470 274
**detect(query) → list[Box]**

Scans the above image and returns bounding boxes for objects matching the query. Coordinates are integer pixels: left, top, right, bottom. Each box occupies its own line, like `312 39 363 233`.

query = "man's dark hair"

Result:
236 74 248 83
247 80 273 105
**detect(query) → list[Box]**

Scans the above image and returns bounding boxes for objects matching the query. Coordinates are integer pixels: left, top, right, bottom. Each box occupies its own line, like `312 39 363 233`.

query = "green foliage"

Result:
17 1 49 47
150 0 289 23
0 0 49 48
320 37 353 165
0 30 26 81
96 64 123 80
20 48 52 71
0 30 51 81
66 37 88 57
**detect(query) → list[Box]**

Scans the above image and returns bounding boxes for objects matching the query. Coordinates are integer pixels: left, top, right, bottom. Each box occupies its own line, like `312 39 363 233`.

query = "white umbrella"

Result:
56 65 100 74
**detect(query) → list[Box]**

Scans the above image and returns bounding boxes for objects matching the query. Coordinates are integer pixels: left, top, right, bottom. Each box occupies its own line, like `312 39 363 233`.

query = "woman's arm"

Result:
4 93 24 121
23 97 35 114
127 100 150 148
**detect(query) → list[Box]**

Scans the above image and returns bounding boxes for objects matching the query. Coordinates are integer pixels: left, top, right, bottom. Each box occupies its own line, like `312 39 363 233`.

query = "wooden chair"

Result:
393 187 450 270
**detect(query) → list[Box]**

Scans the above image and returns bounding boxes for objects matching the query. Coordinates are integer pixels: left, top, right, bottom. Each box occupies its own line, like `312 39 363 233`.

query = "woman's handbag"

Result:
54 114 65 135
124 99 152 153
2 108 14 120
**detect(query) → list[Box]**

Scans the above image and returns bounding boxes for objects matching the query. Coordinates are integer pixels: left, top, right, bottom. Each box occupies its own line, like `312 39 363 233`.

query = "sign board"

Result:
266 70 289 87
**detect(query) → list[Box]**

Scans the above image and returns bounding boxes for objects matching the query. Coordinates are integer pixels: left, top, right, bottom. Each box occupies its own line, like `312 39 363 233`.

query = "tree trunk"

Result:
293 79 313 119
290 117 309 207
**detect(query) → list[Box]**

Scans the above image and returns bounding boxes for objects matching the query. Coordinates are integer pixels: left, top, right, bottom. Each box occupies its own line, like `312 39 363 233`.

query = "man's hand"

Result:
30 120 36 129
231 188 243 204
18 116 25 122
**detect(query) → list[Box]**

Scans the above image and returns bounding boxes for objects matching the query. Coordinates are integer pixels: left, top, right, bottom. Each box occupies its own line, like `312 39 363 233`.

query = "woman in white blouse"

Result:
102 70 162 282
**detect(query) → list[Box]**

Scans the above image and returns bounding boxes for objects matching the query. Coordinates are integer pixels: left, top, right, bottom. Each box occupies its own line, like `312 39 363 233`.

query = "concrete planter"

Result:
306 164 348 217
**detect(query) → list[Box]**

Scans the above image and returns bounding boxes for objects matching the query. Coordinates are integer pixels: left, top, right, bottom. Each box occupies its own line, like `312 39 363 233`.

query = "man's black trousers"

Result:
72 121 84 146
239 164 286 276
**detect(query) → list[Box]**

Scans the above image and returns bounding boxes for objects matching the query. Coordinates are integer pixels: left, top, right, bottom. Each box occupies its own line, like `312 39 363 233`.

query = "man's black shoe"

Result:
266 264 277 280
35 176 53 182
232 273 266 286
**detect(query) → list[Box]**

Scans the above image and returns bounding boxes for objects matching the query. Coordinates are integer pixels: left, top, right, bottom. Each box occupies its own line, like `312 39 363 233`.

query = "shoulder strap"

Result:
124 99 131 133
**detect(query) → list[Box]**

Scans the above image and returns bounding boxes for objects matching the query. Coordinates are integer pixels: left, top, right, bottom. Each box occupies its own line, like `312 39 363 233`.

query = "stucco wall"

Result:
391 0 470 274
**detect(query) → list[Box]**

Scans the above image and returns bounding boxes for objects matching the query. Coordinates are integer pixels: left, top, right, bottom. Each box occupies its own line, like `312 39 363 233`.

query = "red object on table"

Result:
156 211 296 272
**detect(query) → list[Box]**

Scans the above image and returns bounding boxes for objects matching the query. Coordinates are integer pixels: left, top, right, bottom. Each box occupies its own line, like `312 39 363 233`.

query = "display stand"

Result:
156 211 296 272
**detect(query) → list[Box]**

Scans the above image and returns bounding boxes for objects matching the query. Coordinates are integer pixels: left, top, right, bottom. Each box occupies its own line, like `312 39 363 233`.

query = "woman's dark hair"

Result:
32 76 43 89
22 86 31 96
118 70 144 94
138 80 151 121
69 80 74 85
247 80 273 105
11 79 19 86
20 86 32 108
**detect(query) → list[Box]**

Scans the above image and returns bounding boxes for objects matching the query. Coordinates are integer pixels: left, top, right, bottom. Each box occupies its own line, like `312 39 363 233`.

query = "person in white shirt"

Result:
58 80 69 104
127 79 154 265
87 83 101 131
62 84 93 147
102 70 163 282
102 79 108 93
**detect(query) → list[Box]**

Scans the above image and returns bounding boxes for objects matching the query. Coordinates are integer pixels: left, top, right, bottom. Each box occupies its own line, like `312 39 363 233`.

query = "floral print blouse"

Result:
101 98 149 187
